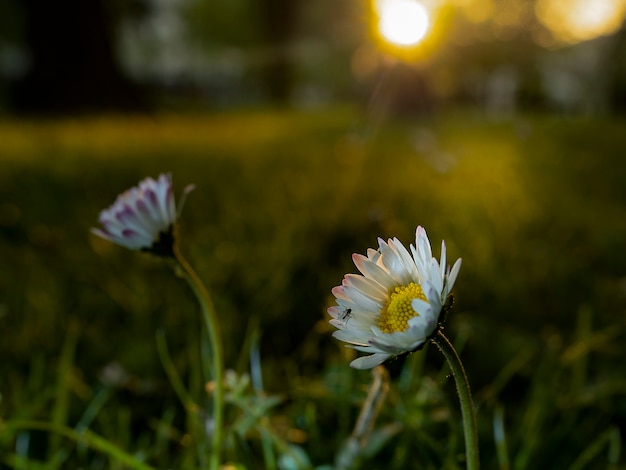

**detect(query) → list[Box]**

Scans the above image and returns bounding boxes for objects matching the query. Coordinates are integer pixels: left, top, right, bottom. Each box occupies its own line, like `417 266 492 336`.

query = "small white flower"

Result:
328 226 461 369
92 173 192 256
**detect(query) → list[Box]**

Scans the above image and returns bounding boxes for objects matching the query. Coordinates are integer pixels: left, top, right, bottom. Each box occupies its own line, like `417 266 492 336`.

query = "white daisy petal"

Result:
327 226 461 369
369 337 409 354
329 319 346 329
366 247 380 261
350 353 391 369
343 274 388 302
407 311 437 337
352 254 397 290
333 329 369 346
337 285 383 313
378 240 412 284
350 343 381 353
390 238 418 272
446 258 462 296
411 298 432 318
416 226 432 261
427 258 444 294
327 306 344 319
440 240 447 280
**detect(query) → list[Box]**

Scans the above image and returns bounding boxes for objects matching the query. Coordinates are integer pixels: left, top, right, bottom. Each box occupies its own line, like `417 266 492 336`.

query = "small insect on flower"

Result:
340 308 353 322
91 173 194 257
327 226 461 369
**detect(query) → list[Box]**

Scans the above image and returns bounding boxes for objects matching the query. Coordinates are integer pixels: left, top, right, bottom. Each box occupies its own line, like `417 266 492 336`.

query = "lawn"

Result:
0 107 625 468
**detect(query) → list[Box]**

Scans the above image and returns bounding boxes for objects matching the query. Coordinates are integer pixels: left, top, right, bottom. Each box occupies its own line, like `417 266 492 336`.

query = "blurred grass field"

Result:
0 107 625 468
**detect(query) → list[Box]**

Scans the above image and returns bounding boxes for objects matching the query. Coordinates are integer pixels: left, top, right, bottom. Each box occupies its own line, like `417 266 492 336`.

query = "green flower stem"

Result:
173 246 224 470
431 330 480 470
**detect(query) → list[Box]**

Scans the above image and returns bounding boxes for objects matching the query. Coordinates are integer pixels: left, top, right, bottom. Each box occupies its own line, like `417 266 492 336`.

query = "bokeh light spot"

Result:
377 0 430 46
536 0 626 44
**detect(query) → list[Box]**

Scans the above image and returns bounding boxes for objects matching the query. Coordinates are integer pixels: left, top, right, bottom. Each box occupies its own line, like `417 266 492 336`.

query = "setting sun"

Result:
376 0 430 46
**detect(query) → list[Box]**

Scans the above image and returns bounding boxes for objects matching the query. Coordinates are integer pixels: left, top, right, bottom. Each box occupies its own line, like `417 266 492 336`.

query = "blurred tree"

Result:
258 0 298 102
0 0 26 108
185 0 263 49
606 23 626 114
9 0 149 114
184 0 299 104
424 2 545 112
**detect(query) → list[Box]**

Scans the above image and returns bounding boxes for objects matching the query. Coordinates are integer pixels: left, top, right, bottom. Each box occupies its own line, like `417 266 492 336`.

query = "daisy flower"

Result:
91 173 193 256
328 226 461 369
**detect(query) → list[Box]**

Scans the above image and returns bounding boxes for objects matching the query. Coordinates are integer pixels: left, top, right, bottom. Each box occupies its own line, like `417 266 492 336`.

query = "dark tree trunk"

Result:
10 0 148 114
606 25 626 114
258 0 298 104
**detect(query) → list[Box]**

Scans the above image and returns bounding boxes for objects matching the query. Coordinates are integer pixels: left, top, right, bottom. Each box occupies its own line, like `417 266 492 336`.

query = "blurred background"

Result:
3 0 626 115
1 0 626 468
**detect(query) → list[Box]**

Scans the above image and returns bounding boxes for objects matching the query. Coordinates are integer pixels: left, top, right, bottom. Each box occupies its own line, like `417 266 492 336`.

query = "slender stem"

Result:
173 246 224 470
155 329 200 415
431 331 480 470
335 365 390 470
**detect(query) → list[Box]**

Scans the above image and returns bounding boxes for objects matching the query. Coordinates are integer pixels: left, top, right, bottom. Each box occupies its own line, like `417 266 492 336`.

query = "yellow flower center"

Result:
378 282 427 333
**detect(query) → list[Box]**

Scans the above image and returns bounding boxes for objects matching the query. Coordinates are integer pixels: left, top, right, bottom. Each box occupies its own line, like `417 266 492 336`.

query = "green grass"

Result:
0 108 625 468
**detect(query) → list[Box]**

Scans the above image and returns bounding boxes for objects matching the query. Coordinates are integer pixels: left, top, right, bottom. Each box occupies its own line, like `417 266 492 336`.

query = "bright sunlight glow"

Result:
377 0 430 47
536 0 626 44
